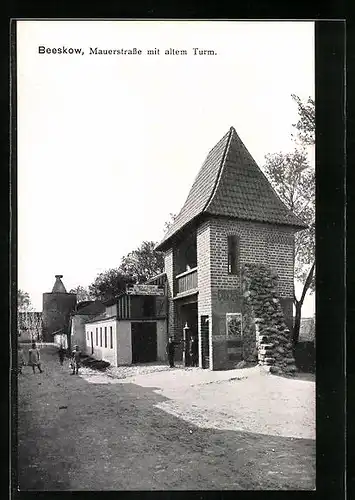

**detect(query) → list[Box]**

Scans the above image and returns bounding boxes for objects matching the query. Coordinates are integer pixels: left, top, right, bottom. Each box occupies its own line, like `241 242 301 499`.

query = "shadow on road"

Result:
17 346 315 491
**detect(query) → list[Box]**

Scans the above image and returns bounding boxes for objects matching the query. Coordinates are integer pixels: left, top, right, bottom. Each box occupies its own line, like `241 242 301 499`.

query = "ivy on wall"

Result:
241 263 297 376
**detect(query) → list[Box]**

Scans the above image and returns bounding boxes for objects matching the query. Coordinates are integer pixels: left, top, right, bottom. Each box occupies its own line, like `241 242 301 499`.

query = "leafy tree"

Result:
17 290 42 341
68 285 93 303
264 150 315 345
119 241 164 283
263 94 315 346
163 213 177 233
89 269 135 302
291 94 315 145
18 289 31 311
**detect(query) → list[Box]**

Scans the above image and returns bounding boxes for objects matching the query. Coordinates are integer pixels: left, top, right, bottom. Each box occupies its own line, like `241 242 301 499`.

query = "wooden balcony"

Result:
175 267 198 296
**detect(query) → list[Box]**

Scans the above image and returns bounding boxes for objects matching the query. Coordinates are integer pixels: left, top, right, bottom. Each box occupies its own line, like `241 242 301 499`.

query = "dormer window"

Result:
228 235 240 275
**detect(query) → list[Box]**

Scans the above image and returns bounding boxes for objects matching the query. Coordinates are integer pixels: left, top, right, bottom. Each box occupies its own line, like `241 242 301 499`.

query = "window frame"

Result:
110 326 113 349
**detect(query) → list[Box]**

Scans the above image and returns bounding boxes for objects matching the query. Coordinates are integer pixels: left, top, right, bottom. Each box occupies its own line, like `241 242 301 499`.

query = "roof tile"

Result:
156 127 307 250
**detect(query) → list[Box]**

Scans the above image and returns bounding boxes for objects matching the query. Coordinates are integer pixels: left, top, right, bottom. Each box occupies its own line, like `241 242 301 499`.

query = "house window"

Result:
100 327 103 347
110 326 113 349
104 327 107 348
228 235 240 275
96 328 98 346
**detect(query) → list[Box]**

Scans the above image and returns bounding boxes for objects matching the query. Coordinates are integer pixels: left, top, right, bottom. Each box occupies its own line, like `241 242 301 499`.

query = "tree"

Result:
18 289 31 311
263 94 315 346
264 150 315 345
17 289 42 341
89 269 135 302
68 285 93 303
163 212 177 233
291 94 315 145
119 241 164 283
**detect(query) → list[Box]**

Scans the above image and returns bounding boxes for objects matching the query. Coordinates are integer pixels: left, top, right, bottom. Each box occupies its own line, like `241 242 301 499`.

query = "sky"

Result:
17 20 315 313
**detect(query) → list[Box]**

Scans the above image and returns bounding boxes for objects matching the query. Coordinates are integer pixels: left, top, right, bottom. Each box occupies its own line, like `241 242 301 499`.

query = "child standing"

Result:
28 342 43 374
58 345 65 366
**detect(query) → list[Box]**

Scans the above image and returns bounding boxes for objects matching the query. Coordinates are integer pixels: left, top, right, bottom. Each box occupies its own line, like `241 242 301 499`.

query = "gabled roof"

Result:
156 127 307 250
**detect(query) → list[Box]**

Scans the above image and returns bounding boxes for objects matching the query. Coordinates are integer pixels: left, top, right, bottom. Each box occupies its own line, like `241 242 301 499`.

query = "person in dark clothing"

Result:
166 336 175 368
58 345 65 366
71 345 81 375
190 336 198 367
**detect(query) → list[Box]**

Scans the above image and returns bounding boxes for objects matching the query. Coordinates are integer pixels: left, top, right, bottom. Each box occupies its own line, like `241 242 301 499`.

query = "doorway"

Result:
179 302 198 366
200 315 210 369
90 331 94 354
131 322 157 363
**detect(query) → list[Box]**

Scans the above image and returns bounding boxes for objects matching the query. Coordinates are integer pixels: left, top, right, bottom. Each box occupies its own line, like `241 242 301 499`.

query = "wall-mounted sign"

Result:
126 284 165 296
217 289 239 302
226 313 242 338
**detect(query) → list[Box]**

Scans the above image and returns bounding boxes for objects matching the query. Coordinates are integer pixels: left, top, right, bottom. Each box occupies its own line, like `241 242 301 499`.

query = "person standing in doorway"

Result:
71 345 81 375
166 336 175 368
28 342 43 374
58 345 65 366
190 336 198 367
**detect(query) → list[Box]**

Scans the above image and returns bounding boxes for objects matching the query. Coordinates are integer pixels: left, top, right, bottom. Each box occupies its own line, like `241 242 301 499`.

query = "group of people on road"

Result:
166 335 198 368
17 342 82 376
19 337 196 375
58 344 82 375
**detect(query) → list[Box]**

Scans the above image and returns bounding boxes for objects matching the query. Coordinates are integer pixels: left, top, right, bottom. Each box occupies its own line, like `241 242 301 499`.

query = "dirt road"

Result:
17 345 315 490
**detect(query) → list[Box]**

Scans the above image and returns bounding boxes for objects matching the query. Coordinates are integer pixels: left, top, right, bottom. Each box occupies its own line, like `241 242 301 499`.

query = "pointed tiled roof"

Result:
156 127 307 250
51 275 67 293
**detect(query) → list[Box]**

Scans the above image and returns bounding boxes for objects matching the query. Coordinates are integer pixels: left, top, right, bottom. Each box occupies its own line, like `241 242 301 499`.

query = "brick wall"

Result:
164 247 178 339
208 217 295 298
196 221 213 368
196 217 295 369
163 216 296 370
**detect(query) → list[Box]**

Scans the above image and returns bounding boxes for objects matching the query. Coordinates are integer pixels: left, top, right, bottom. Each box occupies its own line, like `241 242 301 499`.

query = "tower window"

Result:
228 235 240 275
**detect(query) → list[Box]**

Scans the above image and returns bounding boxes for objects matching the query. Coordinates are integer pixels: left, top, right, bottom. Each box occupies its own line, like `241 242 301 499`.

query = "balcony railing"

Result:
175 267 198 295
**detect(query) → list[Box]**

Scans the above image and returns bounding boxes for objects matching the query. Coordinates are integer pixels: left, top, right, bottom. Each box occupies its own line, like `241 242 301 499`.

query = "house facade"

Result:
155 126 307 370
70 300 106 351
84 291 167 366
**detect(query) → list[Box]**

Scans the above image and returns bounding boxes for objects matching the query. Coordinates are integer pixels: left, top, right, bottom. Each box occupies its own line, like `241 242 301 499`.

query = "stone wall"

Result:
241 263 297 376
209 217 295 298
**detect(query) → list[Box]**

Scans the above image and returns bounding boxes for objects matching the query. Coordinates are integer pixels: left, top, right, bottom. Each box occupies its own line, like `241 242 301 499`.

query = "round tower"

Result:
42 275 77 343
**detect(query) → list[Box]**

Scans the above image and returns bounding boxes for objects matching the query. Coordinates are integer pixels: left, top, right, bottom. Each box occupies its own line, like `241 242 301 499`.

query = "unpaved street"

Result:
17 345 315 490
